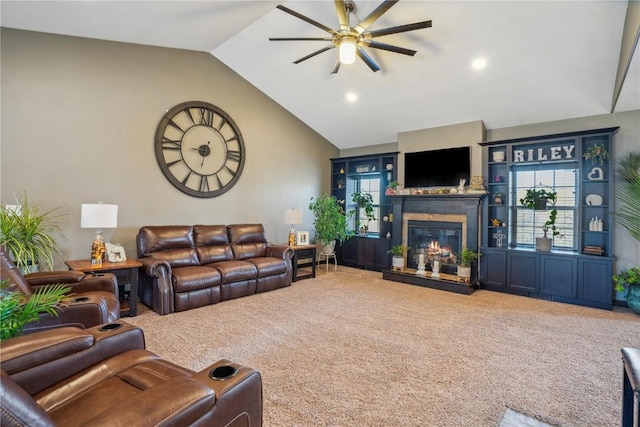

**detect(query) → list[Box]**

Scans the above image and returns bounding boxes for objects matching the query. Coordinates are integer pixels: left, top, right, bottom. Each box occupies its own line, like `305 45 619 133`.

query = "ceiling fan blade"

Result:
276 5 338 36
293 45 335 64
335 0 350 31
364 40 417 56
331 58 341 74
367 20 432 38
357 47 381 72
354 0 399 34
269 37 334 41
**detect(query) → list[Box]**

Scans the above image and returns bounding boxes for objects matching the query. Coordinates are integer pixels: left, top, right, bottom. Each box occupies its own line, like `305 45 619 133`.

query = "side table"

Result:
65 258 142 317
289 245 317 282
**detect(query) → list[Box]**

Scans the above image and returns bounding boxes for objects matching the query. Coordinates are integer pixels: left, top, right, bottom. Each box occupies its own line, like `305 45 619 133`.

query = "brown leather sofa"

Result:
0 248 120 331
137 224 293 315
0 321 263 426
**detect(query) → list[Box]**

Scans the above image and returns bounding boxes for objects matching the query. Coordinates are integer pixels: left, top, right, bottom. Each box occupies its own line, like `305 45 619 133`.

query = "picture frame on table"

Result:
296 231 309 246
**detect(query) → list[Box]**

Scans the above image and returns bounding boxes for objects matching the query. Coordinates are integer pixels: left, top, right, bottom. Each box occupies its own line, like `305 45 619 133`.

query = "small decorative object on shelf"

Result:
493 230 506 248
468 176 486 192
583 245 605 256
583 143 610 165
385 180 399 195
494 192 504 205
492 151 506 162
587 167 604 180
494 175 503 183
491 218 505 227
355 165 370 173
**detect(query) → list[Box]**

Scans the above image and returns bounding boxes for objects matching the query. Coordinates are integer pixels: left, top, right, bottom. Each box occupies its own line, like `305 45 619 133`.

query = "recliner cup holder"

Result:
73 297 90 302
209 365 238 381
98 323 123 332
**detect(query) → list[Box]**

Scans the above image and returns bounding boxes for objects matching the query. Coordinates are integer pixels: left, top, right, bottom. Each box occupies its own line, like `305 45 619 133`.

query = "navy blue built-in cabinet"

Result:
479 127 618 310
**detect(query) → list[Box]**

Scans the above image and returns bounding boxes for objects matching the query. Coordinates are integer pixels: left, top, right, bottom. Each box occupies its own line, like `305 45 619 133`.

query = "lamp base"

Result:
288 231 296 246
91 230 105 266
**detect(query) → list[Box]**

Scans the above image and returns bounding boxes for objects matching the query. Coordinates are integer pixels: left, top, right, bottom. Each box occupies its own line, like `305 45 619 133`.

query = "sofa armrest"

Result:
23 293 119 331
85 376 216 427
139 257 172 277
28 272 119 296
2 321 145 395
139 257 175 315
267 245 294 261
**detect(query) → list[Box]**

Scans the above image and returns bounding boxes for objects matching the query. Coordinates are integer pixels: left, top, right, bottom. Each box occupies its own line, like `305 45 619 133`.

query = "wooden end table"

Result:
64 258 142 317
288 245 317 282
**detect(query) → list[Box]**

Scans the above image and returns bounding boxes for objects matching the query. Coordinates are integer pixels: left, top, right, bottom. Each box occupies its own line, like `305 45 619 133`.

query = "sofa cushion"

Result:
228 224 268 260
208 260 257 284
247 257 288 278
194 225 234 264
172 266 222 293
137 226 194 255
149 248 199 268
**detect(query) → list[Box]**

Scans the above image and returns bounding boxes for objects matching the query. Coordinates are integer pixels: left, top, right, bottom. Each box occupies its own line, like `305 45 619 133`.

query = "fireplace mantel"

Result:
389 194 485 251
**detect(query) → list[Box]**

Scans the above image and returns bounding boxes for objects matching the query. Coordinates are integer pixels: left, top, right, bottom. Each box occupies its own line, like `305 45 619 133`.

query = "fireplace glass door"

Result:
407 220 462 274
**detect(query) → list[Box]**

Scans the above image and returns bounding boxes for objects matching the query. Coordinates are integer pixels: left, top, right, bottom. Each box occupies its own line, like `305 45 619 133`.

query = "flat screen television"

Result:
404 147 470 188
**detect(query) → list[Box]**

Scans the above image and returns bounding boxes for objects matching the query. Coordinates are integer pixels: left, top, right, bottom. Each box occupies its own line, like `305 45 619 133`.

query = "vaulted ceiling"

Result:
2 1 638 149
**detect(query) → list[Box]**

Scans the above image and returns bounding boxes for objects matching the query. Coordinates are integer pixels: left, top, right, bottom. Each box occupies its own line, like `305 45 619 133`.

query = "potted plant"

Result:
0 193 66 273
615 151 640 241
493 192 504 205
388 244 408 271
350 192 375 234
0 280 70 340
385 180 399 196
613 267 640 315
520 188 560 251
309 194 353 254
583 143 610 165
456 247 480 284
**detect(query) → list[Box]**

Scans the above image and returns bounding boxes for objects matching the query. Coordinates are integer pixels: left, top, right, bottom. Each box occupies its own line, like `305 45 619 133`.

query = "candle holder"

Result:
430 254 441 278
416 251 427 276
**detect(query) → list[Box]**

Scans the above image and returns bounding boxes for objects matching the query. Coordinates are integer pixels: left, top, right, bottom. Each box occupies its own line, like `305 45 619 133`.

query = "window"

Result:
510 164 578 250
349 176 381 233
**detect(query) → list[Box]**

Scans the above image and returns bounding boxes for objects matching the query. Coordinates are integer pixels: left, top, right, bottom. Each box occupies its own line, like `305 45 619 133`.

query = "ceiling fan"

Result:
269 0 432 74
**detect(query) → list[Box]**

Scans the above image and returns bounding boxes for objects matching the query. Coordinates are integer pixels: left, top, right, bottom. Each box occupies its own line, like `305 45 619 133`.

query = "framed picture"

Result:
296 231 309 246
105 242 127 262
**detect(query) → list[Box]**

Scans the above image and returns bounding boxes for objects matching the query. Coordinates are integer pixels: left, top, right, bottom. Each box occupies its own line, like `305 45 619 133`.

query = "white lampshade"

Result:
81 203 118 229
284 209 303 225
339 37 357 64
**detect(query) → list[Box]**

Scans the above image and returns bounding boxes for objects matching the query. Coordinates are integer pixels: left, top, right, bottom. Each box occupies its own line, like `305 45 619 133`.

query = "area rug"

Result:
126 266 639 426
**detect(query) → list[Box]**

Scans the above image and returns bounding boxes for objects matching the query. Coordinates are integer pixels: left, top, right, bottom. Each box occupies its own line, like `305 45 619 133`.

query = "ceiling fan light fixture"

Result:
339 36 357 64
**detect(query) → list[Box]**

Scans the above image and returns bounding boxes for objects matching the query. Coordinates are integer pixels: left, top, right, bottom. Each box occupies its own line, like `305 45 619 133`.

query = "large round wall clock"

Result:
155 101 245 198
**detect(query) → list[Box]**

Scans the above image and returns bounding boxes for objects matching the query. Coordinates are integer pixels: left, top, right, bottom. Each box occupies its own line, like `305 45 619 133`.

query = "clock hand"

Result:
200 141 211 169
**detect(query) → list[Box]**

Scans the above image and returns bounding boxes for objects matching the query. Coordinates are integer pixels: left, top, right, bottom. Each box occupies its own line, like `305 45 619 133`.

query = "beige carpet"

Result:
126 267 639 427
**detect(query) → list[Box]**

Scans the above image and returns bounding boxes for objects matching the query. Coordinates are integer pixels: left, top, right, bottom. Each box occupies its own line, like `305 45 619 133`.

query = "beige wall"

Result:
0 29 338 266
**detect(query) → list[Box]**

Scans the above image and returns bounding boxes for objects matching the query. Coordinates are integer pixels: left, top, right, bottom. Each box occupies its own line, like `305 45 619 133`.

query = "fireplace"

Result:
383 194 484 294
407 220 462 274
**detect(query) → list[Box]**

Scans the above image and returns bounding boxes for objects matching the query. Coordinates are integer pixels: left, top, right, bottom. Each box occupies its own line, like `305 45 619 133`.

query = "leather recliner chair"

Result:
0 321 263 426
0 248 121 331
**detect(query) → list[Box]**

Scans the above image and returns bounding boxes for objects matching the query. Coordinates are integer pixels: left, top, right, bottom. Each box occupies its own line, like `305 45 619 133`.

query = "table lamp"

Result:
284 208 302 246
81 203 118 266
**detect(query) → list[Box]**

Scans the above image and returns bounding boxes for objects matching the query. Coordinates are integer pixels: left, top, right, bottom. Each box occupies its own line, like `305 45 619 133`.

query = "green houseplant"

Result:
350 192 375 234
309 194 353 254
520 188 560 251
388 244 408 271
0 280 70 340
0 193 67 272
456 247 480 283
613 151 640 314
613 267 640 315
583 143 610 165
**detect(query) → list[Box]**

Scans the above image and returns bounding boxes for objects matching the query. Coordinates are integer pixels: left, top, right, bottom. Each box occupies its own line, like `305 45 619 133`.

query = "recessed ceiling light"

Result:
472 58 487 70
346 92 358 102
